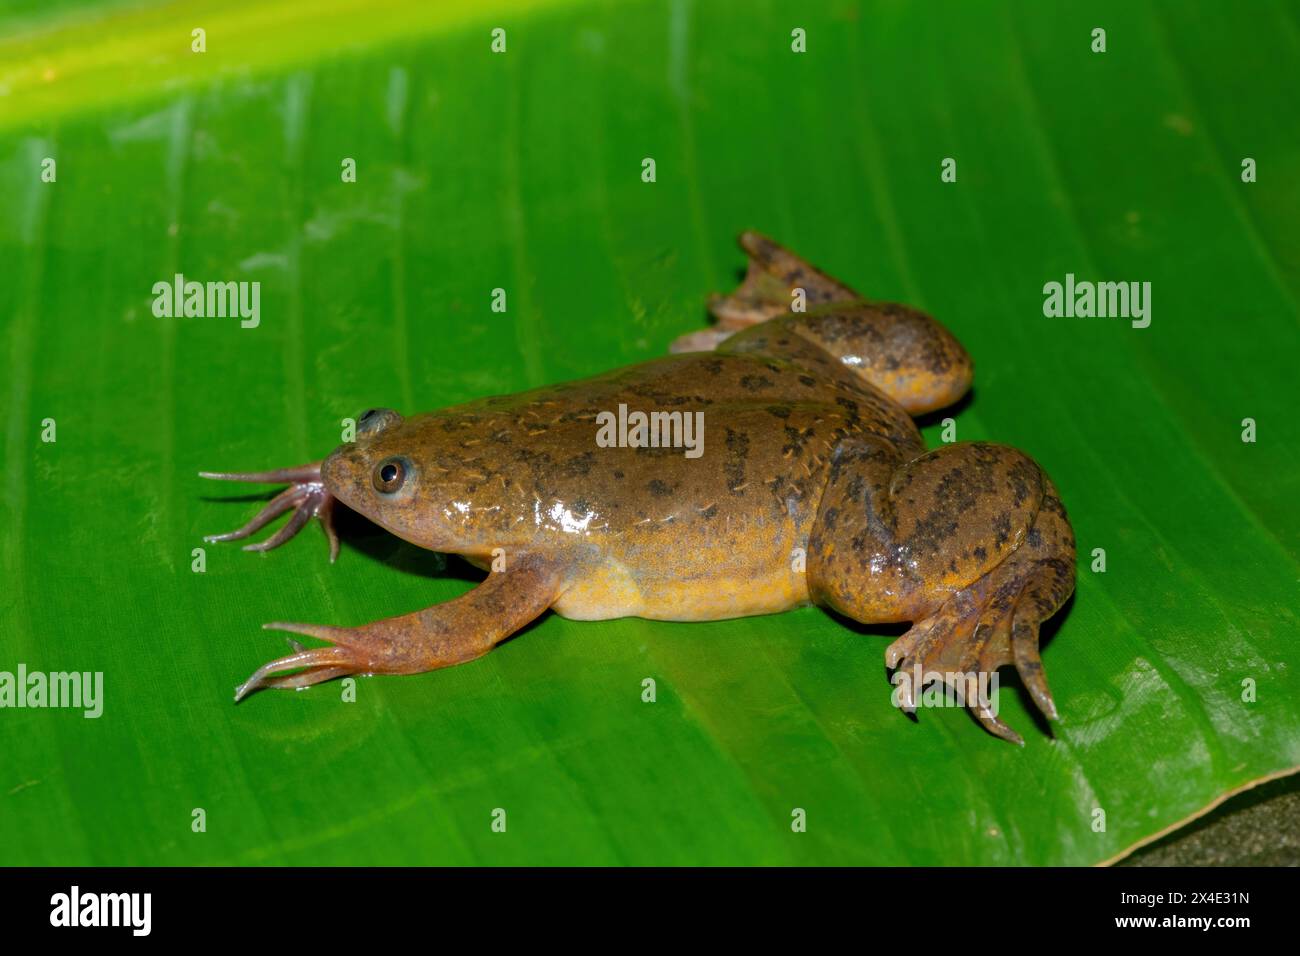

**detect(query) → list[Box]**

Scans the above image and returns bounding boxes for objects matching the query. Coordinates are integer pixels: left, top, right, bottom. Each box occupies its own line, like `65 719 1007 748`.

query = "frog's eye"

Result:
372 456 408 494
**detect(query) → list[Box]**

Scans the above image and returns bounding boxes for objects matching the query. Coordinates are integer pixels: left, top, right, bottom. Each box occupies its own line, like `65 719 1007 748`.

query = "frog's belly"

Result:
551 558 810 622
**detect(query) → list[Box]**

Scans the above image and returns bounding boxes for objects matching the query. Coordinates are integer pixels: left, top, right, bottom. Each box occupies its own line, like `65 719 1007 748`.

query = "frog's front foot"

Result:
199 460 340 562
885 556 1068 745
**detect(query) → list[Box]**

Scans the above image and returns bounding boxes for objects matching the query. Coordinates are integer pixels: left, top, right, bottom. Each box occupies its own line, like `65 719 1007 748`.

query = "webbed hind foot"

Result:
670 230 860 353
886 552 1072 745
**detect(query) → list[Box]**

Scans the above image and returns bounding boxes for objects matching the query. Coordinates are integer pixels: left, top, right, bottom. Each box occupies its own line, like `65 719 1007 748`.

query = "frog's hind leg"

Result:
233 553 567 701
200 460 340 562
670 230 860 353
807 439 1076 743
770 298 975 414
677 233 974 416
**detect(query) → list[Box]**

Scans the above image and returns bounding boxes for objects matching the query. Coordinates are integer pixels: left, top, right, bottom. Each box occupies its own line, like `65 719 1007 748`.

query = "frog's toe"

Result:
669 232 865 354
886 564 1062 743
723 231 862 318
201 460 340 562
887 608 1025 744
1012 616 1057 722
235 621 390 700
971 702 1025 746
234 631 357 702
1007 559 1073 721
201 484 302 543
669 327 737 354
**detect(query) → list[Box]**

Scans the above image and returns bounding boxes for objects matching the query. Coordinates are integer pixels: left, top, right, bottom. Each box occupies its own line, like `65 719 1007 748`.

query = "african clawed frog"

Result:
203 232 1075 742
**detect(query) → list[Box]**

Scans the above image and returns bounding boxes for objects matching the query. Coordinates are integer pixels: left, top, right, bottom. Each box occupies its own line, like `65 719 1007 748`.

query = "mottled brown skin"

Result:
203 232 1075 743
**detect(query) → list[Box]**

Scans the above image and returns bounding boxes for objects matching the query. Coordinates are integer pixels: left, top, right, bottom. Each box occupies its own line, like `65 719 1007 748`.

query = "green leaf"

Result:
1 0 1297 866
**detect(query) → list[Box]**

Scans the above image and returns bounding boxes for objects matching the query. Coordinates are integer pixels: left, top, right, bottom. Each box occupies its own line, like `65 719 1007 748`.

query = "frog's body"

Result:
330 352 916 623
204 233 1075 742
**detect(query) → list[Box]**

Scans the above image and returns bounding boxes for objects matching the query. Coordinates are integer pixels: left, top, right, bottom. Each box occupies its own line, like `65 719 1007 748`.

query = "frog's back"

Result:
402 352 919 620
435 350 922 457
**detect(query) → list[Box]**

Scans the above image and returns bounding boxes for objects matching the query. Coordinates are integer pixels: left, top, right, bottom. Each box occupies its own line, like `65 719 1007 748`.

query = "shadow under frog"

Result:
203 232 1076 744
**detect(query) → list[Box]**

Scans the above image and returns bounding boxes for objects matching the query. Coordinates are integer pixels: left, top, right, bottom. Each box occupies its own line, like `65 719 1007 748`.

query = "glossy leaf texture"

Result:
1 0 1297 865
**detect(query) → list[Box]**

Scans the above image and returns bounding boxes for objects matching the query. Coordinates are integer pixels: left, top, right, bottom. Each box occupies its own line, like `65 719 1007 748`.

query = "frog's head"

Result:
321 407 438 549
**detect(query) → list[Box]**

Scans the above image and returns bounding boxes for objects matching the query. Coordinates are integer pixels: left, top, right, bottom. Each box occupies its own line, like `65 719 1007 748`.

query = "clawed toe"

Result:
669 328 737 353
1011 618 1058 721
234 626 358 702
886 563 1063 742
972 702 1025 746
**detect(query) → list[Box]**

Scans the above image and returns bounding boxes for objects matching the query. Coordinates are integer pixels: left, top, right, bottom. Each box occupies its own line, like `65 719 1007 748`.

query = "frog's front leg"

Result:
808 439 1076 744
200 460 340 562
234 553 568 701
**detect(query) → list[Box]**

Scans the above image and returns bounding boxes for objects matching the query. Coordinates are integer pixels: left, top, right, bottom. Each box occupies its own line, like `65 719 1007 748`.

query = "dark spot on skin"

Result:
647 479 675 497
973 545 987 562
782 425 815 458
1042 493 1066 517
766 405 792 419
845 474 865 503
798 374 816 387
724 428 749 494
633 445 681 458
613 470 624 480
740 374 774 391
993 513 1012 549
562 452 595 477
514 448 554 467
1027 528 1042 549
558 406 603 424
698 504 718 519
910 496 962 552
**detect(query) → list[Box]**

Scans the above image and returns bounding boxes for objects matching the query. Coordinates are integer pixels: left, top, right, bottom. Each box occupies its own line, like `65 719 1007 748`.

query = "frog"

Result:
203 232 1075 743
